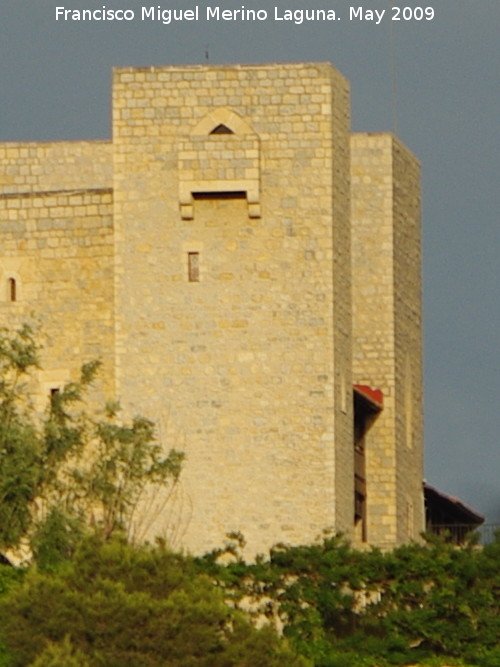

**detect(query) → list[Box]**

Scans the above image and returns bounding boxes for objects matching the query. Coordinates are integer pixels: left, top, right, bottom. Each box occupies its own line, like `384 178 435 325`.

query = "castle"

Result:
0 63 423 555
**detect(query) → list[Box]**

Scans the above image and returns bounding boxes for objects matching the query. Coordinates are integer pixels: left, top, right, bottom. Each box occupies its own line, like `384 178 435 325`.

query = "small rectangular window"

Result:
188 252 200 282
8 278 16 302
49 387 61 412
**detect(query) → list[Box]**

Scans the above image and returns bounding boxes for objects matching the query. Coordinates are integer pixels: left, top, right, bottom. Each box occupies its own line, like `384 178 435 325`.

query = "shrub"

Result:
196 533 500 666
0 536 307 666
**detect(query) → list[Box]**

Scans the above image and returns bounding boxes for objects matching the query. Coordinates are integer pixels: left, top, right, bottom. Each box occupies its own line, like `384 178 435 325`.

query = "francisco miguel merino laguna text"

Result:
55 5 341 25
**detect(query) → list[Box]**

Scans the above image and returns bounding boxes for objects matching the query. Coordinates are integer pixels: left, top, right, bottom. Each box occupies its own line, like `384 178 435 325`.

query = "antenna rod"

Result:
389 1 399 134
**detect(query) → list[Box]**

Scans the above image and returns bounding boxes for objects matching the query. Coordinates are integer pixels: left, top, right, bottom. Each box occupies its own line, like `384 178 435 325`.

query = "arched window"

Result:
190 108 254 136
210 124 233 135
8 278 16 302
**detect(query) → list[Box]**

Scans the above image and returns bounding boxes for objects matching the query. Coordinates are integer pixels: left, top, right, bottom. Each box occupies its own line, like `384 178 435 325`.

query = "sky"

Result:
1 0 499 522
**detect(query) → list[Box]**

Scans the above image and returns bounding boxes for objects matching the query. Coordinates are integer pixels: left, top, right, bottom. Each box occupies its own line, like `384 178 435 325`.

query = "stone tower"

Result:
351 134 424 548
112 63 354 555
0 63 424 556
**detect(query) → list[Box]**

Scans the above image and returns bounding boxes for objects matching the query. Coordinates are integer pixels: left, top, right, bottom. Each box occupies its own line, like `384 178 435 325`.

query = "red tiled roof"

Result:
353 384 384 410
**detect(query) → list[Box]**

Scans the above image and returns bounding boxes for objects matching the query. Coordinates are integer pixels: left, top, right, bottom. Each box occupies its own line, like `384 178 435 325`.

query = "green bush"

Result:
0 536 307 666
30 636 91 667
196 533 500 666
1 532 498 665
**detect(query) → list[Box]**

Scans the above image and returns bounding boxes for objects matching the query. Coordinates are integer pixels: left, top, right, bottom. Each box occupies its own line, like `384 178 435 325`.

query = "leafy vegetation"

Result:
0 537 306 666
1 533 498 666
0 324 43 550
196 532 500 666
0 324 183 558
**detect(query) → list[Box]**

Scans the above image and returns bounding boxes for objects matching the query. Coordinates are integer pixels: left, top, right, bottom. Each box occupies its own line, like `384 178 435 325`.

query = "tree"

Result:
0 324 183 557
0 324 43 550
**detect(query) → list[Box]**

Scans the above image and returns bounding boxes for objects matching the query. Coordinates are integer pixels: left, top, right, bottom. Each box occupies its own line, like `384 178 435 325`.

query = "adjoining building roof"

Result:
424 482 485 526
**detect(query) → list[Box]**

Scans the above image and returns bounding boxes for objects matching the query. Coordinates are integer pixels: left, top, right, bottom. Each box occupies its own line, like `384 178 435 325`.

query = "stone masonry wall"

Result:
112 63 353 556
0 187 115 411
351 134 423 546
0 142 112 196
329 69 354 534
392 139 424 540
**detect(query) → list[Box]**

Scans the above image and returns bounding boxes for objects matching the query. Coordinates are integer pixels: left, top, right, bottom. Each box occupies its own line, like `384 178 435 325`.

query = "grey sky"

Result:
1 1 499 522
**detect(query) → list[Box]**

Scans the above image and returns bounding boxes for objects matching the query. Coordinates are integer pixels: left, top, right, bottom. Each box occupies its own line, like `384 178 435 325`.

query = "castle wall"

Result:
112 63 353 556
0 186 115 410
0 141 112 195
0 64 425 556
351 134 424 546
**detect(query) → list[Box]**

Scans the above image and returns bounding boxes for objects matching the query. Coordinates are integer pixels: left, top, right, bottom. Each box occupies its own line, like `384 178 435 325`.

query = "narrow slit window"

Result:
8 278 16 302
188 252 200 282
